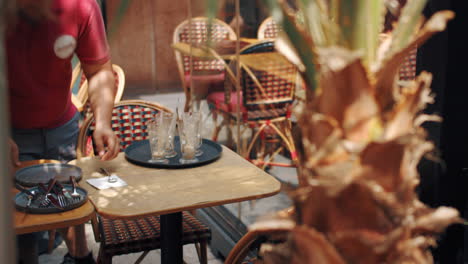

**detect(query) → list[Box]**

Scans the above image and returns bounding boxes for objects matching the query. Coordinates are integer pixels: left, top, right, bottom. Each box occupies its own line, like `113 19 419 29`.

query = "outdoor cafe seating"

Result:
9 1 442 263
208 40 298 169
76 100 212 263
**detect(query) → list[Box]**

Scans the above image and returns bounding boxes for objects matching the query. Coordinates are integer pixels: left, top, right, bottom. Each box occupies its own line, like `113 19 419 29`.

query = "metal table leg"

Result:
161 212 183 264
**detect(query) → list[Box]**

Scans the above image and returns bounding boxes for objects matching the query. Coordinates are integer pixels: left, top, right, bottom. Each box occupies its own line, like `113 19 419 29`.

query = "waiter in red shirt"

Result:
6 0 119 263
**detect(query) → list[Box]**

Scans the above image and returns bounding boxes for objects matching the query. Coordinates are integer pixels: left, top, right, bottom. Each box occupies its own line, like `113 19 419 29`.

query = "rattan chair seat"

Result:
99 212 211 257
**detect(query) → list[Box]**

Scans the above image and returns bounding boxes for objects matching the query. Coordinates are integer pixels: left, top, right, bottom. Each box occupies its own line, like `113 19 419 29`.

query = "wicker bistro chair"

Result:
257 16 307 104
257 16 282 40
70 62 126 116
173 17 237 112
76 100 211 264
398 47 417 82
224 207 294 264
209 40 298 169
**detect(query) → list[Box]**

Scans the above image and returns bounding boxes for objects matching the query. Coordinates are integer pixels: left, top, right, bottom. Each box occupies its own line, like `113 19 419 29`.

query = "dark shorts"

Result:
14 113 80 259
12 112 80 162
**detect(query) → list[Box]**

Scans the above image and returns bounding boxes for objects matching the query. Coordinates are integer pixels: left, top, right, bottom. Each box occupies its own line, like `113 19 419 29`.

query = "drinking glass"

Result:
193 111 204 157
147 115 169 164
178 112 199 164
163 112 177 158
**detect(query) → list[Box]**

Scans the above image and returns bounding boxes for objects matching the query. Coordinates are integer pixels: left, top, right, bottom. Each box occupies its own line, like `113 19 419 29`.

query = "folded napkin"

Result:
86 174 127 190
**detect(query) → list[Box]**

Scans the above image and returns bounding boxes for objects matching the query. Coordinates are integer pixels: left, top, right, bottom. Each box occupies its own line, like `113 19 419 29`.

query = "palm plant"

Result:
105 0 460 261
233 0 461 263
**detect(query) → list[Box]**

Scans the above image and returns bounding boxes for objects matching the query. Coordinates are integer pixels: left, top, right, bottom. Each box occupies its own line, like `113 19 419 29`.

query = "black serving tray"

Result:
124 137 223 169
14 184 88 214
15 163 82 187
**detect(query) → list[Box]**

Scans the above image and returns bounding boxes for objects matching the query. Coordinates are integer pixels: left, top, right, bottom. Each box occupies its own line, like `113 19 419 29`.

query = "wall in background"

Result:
106 0 206 94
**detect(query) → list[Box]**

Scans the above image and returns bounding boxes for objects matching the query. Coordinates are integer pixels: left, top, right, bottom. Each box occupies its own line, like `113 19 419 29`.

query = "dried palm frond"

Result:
249 0 460 263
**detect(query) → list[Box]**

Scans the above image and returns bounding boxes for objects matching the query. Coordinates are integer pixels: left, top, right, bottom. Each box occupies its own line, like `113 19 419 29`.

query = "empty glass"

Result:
147 114 169 164
193 111 204 156
163 112 177 158
178 112 200 164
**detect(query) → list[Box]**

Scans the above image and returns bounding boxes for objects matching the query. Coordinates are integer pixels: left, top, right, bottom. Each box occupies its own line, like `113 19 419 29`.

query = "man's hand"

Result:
8 138 21 167
93 126 120 161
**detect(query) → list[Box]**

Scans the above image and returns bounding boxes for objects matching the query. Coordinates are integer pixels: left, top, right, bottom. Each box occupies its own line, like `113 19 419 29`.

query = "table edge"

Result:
14 201 96 235
94 187 281 220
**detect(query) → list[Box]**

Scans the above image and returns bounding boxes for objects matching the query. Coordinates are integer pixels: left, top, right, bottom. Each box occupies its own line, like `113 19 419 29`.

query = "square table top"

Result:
71 146 281 219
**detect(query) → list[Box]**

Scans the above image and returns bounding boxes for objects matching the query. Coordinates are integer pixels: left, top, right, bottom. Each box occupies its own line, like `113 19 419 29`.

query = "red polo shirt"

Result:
6 0 110 129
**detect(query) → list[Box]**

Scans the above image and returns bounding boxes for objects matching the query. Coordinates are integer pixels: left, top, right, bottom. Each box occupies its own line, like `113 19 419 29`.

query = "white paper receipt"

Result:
86 175 128 190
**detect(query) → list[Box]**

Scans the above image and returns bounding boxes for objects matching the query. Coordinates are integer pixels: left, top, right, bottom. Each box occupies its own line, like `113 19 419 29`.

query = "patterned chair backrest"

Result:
71 63 125 115
257 17 282 40
173 17 237 74
239 41 297 120
398 47 417 81
76 100 172 158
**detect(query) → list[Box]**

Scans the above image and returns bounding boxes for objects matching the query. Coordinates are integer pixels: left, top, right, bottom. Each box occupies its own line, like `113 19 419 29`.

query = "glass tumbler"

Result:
193 111 204 157
163 112 177 158
147 115 169 164
177 112 199 164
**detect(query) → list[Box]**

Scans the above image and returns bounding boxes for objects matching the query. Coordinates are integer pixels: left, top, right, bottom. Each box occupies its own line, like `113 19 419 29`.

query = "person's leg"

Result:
58 225 89 257
12 128 46 263
56 221 93 261
45 113 95 263
17 233 39 264
56 225 92 261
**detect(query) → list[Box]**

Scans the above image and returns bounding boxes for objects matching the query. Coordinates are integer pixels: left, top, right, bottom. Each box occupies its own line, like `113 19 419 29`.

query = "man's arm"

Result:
82 60 120 160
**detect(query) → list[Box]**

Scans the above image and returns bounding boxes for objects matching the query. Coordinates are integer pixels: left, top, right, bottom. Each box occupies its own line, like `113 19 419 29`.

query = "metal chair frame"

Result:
213 40 298 169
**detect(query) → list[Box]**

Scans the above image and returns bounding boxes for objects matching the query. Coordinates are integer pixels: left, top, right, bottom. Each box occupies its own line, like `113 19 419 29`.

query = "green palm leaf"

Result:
390 0 428 53
336 0 384 68
262 0 318 91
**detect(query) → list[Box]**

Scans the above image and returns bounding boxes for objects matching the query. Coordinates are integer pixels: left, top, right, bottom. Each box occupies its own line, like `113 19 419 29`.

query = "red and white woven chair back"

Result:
174 17 236 74
398 47 417 81
240 41 296 120
77 100 171 157
257 17 282 40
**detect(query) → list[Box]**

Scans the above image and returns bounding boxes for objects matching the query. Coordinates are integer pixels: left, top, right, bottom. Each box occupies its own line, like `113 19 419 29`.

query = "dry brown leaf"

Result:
384 72 434 139
317 47 379 143
413 207 462 233
246 5 458 264
360 140 406 192
387 236 435 264
374 11 454 111
290 226 346 264
330 230 388 264
298 184 394 234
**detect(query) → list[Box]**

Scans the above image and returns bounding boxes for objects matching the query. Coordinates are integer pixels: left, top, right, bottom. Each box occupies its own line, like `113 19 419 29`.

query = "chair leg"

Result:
91 213 101 242
97 246 112 264
211 111 222 142
195 241 208 264
134 251 150 264
47 229 57 254
227 125 234 149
